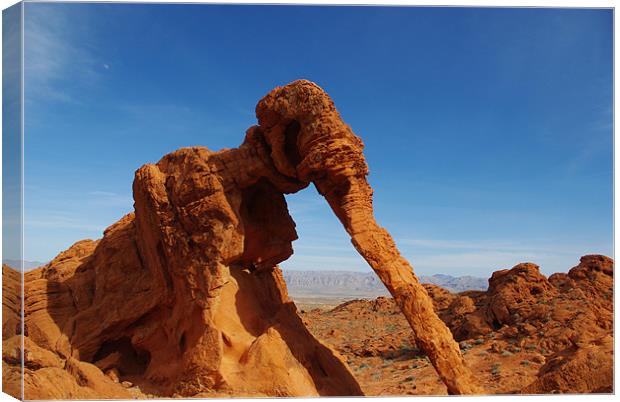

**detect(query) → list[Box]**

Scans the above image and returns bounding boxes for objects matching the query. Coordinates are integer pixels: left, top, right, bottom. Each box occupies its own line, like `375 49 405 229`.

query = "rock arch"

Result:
17 80 480 398
255 80 482 394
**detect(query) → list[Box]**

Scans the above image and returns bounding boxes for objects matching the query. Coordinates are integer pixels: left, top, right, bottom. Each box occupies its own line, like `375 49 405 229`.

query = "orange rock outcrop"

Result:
4 80 480 398
299 255 613 395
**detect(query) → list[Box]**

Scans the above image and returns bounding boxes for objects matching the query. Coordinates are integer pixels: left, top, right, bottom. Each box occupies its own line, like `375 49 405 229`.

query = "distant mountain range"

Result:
282 270 488 298
1 260 487 296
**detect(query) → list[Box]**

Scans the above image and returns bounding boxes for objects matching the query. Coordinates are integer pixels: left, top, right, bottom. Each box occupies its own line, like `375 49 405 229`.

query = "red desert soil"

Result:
300 255 613 395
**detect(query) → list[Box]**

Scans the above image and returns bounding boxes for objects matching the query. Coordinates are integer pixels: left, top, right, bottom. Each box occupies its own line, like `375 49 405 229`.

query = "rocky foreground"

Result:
3 254 613 398
301 255 614 395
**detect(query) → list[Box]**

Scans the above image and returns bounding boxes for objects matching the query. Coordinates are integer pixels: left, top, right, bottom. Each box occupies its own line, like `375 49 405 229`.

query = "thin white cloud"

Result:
398 237 580 255
25 217 104 232
281 253 368 272
3 5 21 100
284 233 609 277
563 101 612 175
117 103 195 119
406 250 587 278
293 243 353 253
89 191 118 197
112 102 212 137
287 254 364 264
28 187 133 209
24 4 102 105
87 191 132 206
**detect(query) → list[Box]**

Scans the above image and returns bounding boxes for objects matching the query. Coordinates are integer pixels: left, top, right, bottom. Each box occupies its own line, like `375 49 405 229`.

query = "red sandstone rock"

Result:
485 263 559 328
5 80 463 398
2 265 22 399
255 80 482 394
4 80 612 398
6 81 389 398
299 255 613 395
2 265 21 340
10 205 361 398
522 335 613 394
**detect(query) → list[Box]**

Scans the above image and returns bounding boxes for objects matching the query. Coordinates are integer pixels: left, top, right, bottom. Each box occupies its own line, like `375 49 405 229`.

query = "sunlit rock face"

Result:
3 80 482 398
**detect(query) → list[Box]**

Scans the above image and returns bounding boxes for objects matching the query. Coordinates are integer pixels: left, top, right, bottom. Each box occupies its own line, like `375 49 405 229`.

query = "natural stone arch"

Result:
18 79 482 398
255 80 482 394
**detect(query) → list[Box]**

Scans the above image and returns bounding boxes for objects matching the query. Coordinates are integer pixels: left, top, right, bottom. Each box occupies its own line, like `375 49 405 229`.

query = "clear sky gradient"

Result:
21 3 613 277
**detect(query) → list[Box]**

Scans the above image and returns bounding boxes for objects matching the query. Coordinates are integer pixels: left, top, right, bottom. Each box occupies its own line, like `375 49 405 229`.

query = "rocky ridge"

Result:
301 255 613 395
283 270 487 297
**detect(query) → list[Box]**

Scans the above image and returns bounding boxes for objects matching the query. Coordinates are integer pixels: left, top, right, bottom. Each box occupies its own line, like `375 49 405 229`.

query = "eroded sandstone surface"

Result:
3 80 477 398
300 256 613 395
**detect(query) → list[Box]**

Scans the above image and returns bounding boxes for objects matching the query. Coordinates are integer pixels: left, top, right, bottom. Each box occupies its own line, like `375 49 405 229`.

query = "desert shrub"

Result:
403 376 415 382
459 341 472 350
501 350 513 357
520 360 530 366
409 346 421 354
474 338 484 345
525 344 537 351
490 363 501 375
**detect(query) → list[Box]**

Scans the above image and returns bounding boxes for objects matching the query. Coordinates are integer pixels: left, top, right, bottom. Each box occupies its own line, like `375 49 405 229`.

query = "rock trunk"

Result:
255 80 481 394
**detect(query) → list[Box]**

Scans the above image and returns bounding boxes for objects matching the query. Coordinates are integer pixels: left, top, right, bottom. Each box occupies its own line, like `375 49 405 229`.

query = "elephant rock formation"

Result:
4 80 479 399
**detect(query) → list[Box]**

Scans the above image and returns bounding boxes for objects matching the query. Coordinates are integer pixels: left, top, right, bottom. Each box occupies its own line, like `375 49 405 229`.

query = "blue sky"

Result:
20 3 612 277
